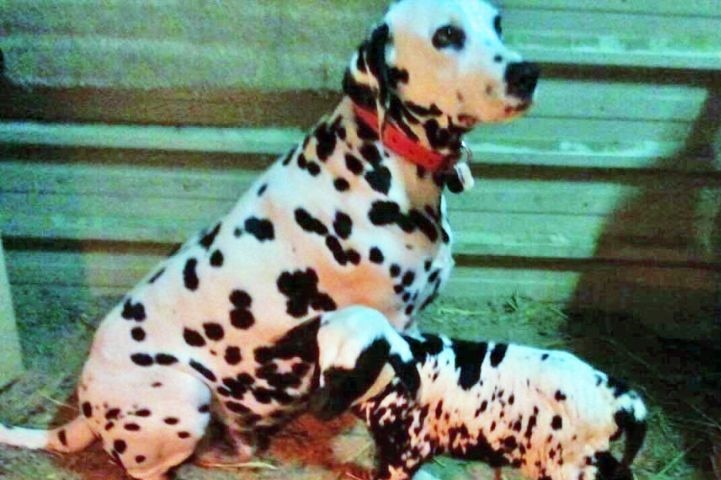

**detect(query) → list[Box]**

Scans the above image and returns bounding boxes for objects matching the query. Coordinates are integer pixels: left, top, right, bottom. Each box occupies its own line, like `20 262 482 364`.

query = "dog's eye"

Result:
432 25 466 50
493 15 503 37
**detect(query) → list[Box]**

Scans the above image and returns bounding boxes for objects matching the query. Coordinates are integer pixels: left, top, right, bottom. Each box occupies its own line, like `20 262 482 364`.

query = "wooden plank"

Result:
3 161 719 219
1 2 719 93
1 120 712 172
0 234 24 386
1 187 719 265
0 81 708 126
501 0 721 17
5 248 718 341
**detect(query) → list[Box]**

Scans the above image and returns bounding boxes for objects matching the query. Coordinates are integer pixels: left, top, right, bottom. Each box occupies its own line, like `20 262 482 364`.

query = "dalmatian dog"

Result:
0 0 539 478
312 306 648 480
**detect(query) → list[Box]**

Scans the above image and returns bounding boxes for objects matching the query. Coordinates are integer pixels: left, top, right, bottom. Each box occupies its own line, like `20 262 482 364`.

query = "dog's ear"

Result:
388 354 420 397
365 23 391 108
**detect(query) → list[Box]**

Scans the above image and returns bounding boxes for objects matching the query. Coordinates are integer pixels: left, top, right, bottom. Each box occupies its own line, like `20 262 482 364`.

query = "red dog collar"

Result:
353 104 457 173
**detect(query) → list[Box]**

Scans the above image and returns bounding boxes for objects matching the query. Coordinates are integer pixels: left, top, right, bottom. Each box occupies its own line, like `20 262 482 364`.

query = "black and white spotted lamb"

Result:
311 306 647 480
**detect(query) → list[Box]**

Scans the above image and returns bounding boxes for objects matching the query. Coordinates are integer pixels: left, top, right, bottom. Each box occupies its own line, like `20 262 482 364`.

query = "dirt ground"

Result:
1 291 719 480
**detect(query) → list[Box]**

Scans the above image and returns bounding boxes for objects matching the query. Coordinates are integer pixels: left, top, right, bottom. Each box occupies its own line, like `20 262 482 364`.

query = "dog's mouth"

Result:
457 114 479 128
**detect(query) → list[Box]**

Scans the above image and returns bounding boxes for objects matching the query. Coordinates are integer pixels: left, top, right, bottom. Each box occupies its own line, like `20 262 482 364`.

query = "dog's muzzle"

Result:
504 61 541 102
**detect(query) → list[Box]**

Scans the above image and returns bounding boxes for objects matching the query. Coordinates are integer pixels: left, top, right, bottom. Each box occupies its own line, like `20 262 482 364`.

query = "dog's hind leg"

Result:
80 364 212 480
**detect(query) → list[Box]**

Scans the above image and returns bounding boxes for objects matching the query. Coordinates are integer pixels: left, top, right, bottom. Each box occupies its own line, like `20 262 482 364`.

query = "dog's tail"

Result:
0 416 95 453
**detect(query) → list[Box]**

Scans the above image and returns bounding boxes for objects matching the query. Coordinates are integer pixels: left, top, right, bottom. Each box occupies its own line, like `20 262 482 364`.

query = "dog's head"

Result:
309 306 420 420
346 0 539 136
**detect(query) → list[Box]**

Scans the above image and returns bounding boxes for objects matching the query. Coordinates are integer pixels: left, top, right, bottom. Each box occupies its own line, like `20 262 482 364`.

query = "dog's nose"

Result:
504 62 540 100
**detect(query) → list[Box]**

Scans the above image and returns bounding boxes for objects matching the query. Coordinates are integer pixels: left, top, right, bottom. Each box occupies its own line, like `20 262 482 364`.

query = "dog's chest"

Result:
223 156 455 329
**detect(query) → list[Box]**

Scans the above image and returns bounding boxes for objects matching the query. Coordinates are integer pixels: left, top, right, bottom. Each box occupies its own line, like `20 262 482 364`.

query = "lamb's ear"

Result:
308 370 358 420
365 23 391 108
388 354 420 398
309 339 391 420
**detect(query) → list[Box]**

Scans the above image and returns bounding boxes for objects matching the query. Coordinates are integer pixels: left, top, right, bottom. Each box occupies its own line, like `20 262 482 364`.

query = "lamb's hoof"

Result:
194 430 254 468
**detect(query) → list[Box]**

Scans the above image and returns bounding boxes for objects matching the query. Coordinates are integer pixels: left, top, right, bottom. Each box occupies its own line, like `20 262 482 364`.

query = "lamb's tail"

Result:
0 416 95 453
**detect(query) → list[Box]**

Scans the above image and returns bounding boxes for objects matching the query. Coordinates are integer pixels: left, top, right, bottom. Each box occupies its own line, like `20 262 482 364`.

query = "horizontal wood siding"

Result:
1 0 719 339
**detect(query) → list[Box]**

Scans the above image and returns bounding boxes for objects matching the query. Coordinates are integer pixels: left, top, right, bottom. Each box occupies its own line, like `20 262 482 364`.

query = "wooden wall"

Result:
1 0 720 340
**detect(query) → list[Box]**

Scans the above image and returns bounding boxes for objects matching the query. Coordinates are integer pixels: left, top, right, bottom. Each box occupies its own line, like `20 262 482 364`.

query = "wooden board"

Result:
0 234 24 386
1 161 719 265
1 0 719 93
5 248 718 340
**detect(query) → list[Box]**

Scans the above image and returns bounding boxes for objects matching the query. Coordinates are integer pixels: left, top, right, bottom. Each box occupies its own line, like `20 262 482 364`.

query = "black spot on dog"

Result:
405 101 443 118
183 328 206 348
276 269 337 318
131 327 146 342
230 308 255 329
345 153 365 175
155 353 178 365
134 409 151 417
388 67 410 88
307 161 321 176
389 264 401 277
178 431 191 439
199 223 221 250
369 247 385 264
209 249 224 267
325 235 348 265
360 144 382 165
105 409 121 420
226 401 250 414
347 249 361 265
190 359 217 383
230 290 252 308
124 423 141 431
121 299 146 322
333 211 353 239
369 201 401 226
203 323 225 341
81 402 93 418
183 258 199 291
164 417 179 425
365 166 391 195
334 178 350 191
409 210 439 242
555 390 567 401
314 122 337 161
225 346 242 365
244 217 275 242
295 208 328 236
113 439 127 454
135 455 146 464
130 353 154 367
257 183 268 196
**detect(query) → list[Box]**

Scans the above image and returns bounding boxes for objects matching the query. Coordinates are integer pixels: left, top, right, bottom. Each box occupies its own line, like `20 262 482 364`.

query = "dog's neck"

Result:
341 48 470 168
